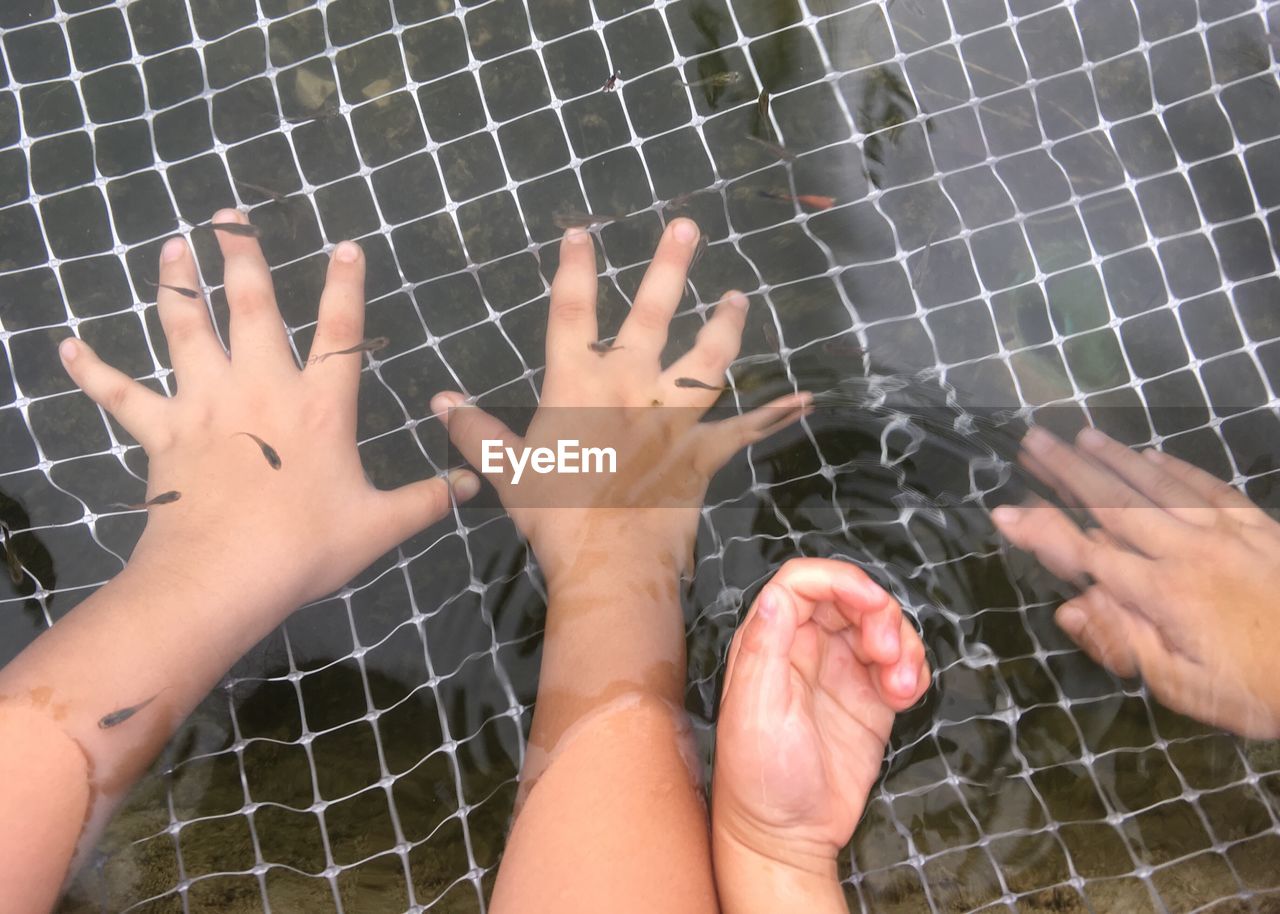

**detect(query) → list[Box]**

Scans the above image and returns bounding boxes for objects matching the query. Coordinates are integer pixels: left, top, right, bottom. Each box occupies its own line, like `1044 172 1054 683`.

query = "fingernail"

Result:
214 208 242 224
882 624 900 656
895 663 917 695
1022 427 1053 455
1143 449 1165 463
431 393 463 414
757 587 777 622
992 505 1021 528
1057 605 1086 637
161 237 186 262
59 338 78 363
672 219 698 244
834 574 881 605
724 290 748 310
564 227 589 245
335 241 361 262
449 470 480 501
1077 427 1107 451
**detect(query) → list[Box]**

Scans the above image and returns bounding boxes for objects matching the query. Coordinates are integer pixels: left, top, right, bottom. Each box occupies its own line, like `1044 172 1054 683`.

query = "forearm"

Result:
0 540 300 893
712 822 847 914
495 692 717 914
499 514 715 912
525 515 691 760
0 706 92 914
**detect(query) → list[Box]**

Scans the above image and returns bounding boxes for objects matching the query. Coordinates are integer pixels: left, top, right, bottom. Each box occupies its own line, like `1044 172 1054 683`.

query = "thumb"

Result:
369 470 480 547
431 391 522 494
1055 585 1139 679
697 392 812 475
722 586 797 728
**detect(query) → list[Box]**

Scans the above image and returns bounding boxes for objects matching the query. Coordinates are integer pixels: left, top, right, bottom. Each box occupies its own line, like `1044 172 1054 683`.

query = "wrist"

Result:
530 508 694 593
126 531 307 623
712 813 845 914
712 800 842 880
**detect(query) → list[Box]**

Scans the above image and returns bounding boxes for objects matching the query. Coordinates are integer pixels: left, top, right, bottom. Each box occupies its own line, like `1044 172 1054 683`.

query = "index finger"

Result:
770 557 905 666
212 208 293 373
1143 448 1267 519
614 218 701 357
153 235 226 385
1020 427 1186 557
1072 428 1221 527
545 228 599 373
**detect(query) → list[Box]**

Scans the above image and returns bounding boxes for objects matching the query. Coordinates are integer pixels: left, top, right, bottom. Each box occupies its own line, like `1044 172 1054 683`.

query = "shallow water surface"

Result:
0 0 1278 911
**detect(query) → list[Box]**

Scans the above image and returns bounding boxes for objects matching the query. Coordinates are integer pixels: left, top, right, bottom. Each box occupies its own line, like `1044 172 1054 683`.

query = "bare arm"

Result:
710 559 931 914
493 545 715 914
0 212 474 913
434 220 810 913
0 551 302 912
713 828 846 914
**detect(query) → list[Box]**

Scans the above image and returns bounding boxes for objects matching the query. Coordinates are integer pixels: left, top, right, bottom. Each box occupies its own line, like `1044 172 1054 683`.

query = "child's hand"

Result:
712 558 929 873
431 219 808 586
61 209 477 608
994 427 1280 738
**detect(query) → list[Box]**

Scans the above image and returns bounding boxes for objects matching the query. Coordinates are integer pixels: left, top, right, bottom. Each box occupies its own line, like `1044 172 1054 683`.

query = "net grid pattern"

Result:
1 0 1279 911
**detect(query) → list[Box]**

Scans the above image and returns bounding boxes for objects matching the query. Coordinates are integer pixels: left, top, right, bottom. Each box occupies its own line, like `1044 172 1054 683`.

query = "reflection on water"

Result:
0 0 1272 909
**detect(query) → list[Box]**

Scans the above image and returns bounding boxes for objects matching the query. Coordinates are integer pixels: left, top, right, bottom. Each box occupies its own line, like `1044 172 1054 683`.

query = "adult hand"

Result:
993 426 1280 738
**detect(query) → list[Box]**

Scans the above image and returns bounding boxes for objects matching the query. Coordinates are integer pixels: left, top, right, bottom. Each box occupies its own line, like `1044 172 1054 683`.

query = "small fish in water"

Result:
235 432 282 470
284 104 340 125
235 179 288 203
553 210 620 229
677 71 742 89
110 490 182 511
602 71 621 92
99 693 160 729
207 221 262 238
822 338 863 358
689 234 708 270
665 189 709 213
145 278 201 300
674 377 726 392
745 134 798 162
758 190 837 211
1 522 23 586
311 336 390 364
756 89 771 125
762 324 781 352
588 340 623 355
909 233 937 288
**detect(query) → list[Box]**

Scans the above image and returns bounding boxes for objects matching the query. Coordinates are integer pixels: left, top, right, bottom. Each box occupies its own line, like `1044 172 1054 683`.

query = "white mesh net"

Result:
1 0 1278 911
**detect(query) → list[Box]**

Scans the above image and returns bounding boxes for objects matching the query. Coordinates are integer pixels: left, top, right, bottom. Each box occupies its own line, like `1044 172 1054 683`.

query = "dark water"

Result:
0 0 1278 911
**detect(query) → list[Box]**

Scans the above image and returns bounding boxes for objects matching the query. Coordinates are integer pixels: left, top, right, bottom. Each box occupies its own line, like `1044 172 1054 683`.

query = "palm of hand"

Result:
730 623 899 850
